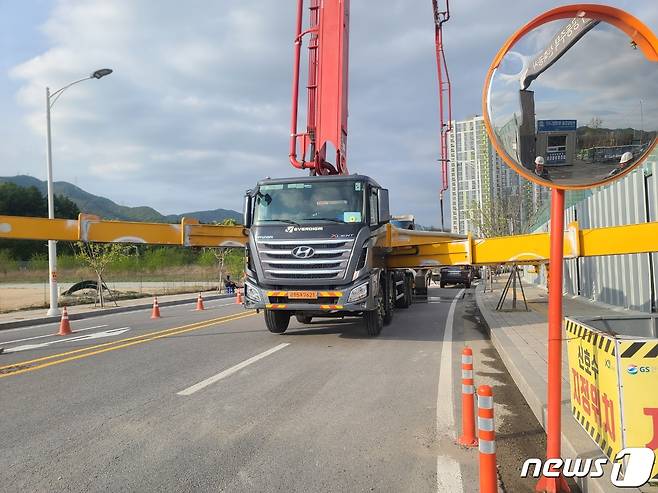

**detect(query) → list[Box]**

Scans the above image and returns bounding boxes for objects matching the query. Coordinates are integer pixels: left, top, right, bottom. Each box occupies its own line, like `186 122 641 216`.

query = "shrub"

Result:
0 249 17 274
29 252 49 271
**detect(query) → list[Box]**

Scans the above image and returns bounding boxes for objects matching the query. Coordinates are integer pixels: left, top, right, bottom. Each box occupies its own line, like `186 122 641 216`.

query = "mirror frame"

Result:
243 192 252 228
377 188 391 224
482 4 658 190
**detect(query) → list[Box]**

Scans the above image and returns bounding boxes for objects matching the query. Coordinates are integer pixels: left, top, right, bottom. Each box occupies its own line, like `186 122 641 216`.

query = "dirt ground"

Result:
0 282 221 313
0 287 48 312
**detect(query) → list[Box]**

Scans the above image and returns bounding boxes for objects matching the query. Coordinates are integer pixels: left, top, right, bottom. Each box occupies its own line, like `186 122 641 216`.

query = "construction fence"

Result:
527 154 658 313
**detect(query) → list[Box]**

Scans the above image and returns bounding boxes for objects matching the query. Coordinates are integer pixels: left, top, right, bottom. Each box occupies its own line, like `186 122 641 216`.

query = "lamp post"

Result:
45 68 113 316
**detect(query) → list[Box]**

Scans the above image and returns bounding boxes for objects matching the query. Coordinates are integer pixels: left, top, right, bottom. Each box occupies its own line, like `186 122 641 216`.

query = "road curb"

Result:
0 294 235 331
474 285 634 493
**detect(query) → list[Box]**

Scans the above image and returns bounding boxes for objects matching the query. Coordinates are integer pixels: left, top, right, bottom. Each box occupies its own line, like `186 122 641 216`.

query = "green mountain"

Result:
0 175 241 224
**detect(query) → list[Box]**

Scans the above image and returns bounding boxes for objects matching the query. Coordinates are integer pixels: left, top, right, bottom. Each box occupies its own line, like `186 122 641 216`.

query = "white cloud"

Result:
3 0 658 225
89 161 143 177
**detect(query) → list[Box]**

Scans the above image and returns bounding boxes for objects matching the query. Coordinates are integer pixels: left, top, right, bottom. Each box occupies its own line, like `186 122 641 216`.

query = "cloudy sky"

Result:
1 1 657 226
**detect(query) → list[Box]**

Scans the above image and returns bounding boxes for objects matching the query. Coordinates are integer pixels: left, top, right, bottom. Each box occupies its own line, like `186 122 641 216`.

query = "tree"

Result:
0 183 46 216
588 116 603 129
0 182 80 219
0 183 81 260
203 218 240 292
74 242 129 307
466 190 542 238
54 195 80 219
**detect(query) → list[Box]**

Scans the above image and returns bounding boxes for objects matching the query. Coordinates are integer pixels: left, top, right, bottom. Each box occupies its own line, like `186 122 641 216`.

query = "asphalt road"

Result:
0 286 546 492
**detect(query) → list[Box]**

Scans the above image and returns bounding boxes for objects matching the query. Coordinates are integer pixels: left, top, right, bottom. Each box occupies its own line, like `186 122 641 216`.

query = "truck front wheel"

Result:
364 285 385 336
264 309 290 334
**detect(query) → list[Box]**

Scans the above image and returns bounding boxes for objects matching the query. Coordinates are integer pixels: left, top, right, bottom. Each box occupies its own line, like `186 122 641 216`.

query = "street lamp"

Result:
45 68 113 316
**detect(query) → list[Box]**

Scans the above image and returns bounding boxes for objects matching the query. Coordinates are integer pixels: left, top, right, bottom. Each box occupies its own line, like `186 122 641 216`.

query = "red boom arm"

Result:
290 0 350 175
432 0 452 230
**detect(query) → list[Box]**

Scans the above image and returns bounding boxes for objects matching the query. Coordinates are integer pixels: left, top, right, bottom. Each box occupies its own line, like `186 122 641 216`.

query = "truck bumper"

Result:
243 276 377 315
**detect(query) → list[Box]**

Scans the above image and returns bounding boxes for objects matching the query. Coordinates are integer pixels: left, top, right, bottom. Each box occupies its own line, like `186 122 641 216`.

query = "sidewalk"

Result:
475 276 648 493
0 291 236 331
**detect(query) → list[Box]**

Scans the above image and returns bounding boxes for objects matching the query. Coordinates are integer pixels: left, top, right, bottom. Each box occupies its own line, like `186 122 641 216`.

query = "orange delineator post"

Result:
458 346 478 447
57 306 72 336
195 293 205 311
235 289 243 304
536 189 571 493
477 385 497 493
150 296 161 319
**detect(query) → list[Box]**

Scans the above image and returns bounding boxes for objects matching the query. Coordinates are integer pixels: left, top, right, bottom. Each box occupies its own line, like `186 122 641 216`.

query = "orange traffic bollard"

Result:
458 347 478 447
150 296 161 319
235 289 243 304
195 293 205 311
57 306 72 336
478 385 497 493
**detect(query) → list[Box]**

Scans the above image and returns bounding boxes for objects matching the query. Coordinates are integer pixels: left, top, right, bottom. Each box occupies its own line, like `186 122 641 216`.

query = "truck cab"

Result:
242 174 414 336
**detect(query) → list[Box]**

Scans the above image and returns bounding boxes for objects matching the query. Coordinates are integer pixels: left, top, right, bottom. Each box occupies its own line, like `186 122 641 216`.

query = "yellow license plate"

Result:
287 291 318 300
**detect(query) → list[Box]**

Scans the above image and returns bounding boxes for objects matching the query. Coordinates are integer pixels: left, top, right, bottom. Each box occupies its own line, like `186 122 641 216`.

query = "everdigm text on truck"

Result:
242 174 418 336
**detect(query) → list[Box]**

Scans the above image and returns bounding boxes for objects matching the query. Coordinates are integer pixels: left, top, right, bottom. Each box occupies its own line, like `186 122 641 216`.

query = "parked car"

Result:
439 265 474 288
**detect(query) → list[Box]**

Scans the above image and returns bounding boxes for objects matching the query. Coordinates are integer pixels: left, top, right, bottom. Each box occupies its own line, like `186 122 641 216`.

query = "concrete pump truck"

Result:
242 0 451 335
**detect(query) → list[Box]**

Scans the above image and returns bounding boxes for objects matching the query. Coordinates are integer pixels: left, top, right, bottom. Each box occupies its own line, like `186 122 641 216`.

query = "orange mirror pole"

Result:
536 187 570 493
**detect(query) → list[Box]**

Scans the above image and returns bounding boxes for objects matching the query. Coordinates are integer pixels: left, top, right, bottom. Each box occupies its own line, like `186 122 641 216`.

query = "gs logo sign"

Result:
627 364 652 375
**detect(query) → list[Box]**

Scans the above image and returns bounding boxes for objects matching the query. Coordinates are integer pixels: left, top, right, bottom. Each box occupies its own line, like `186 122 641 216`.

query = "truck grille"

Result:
256 238 354 280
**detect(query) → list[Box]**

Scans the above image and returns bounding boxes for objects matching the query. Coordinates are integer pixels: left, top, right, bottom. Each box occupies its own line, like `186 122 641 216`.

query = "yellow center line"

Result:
0 311 257 379
0 311 250 371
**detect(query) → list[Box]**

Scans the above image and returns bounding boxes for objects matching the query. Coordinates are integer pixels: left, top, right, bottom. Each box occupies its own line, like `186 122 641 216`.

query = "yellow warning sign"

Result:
618 339 658 481
565 319 623 459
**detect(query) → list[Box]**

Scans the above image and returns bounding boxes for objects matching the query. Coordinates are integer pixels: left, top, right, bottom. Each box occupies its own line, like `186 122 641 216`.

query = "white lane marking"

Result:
436 288 465 492
0 325 108 345
436 288 464 438
5 327 131 353
177 343 290 396
437 456 464 492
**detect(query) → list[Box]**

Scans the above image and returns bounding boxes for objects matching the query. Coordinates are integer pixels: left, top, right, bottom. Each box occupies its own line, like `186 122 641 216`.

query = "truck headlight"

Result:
245 283 261 302
348 282 368 303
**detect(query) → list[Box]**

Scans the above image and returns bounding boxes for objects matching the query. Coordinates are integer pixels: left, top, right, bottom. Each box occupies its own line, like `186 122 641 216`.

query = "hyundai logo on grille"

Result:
291 246 315 258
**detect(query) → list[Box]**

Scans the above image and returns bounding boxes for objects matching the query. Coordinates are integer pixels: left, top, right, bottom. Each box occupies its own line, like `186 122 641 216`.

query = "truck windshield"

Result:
253 180 365 225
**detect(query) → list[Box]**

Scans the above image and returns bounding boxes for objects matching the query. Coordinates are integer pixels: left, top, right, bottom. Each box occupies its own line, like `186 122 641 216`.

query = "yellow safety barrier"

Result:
0 213 657 266
0 213 246 247
566 318 658 482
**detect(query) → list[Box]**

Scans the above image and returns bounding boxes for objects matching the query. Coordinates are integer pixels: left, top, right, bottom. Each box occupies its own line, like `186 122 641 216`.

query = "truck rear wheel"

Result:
264 309 290 334
295 314 313 324
383 274 394 325
397 276 412 309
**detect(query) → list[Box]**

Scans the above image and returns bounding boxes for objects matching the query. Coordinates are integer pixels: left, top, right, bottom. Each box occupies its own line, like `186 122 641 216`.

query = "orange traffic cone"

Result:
57 306 72 336
235 289 243 304
195 293 205 311
151 296 161 319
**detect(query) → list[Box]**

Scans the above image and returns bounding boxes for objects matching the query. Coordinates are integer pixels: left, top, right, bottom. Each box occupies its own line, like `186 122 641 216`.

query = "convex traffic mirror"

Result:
483 5 658 189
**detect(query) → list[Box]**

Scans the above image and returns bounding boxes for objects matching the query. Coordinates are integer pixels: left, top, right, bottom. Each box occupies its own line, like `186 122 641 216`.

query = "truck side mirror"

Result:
243 193 253 228
377 188 390 224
